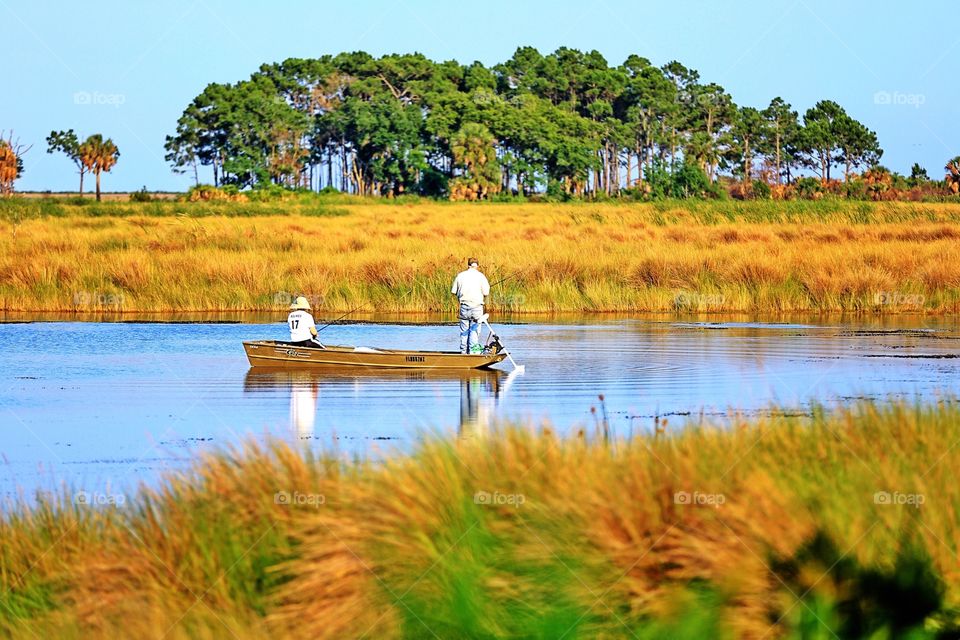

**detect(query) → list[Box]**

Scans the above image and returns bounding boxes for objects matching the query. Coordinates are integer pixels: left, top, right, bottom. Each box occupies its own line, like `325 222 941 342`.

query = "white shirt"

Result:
451 267 490 307
287 310 316 342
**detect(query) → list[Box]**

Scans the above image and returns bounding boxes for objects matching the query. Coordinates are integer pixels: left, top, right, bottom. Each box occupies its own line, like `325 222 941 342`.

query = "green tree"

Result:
46 129 86 194
449 122 500 199
686 83 734 181
799 100 845 182
835 115 882 180
761 98 800 184
908 163 929 187
728 106 769 184
78 134 119 201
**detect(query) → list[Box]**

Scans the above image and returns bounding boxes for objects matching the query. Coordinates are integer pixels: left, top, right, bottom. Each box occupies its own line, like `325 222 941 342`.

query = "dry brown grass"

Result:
2 402 960 637
1 198 959 314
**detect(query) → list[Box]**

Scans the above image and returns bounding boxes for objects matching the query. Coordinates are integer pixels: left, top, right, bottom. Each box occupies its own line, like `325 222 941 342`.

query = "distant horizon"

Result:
4 0 956 191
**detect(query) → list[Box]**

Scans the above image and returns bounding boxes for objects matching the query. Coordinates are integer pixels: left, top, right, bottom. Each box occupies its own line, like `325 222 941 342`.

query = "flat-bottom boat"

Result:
243 340 508 370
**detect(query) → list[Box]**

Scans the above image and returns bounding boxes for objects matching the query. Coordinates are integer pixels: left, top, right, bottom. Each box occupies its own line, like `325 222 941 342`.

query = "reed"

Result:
2 401 960 638
1 196 960 315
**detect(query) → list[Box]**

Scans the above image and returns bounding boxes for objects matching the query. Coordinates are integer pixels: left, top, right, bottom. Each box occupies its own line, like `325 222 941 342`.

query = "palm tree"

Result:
0 132 29 197
946 156 960 196
79 134 120 201
449 122 500 200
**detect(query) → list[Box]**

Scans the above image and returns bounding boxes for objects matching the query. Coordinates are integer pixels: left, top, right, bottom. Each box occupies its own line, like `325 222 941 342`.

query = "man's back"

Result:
288 310 315 342
452 268 490 307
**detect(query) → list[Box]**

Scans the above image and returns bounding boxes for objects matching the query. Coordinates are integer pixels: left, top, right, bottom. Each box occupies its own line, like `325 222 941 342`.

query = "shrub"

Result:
751 180 772 200
185 184 247 202
795 177 824 199
129 186 153 203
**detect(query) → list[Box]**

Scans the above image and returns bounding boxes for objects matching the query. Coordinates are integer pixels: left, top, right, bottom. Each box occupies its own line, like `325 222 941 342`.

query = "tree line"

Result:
163 47 891 199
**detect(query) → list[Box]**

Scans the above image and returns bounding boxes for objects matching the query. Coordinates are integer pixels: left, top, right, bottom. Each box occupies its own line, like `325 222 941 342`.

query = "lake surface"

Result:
2 317 959 500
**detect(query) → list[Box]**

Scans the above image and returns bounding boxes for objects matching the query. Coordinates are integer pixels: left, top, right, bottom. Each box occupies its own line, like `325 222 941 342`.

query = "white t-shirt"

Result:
288 310 316 342
451 268 490 307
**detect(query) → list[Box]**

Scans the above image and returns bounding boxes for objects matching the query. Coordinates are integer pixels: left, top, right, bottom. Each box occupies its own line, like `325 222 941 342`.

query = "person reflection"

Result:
289 372 319 439
459 372 503 438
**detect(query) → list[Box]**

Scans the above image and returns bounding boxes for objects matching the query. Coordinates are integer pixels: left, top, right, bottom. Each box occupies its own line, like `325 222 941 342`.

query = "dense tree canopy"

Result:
164 48 885 199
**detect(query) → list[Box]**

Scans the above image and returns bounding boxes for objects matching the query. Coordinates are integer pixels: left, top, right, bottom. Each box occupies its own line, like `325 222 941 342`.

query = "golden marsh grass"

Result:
2 401 960 637
1 197 959 314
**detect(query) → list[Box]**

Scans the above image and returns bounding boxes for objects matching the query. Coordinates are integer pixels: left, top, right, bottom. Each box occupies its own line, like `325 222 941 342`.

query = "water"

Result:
2 317 959 499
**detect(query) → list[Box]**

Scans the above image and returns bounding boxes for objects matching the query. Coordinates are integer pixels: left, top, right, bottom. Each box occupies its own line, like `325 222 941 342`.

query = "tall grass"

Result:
1 197 959 314
2 401 960 638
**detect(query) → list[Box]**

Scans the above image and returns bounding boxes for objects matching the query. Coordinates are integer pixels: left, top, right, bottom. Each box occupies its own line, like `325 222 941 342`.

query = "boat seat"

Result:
352 346 385 353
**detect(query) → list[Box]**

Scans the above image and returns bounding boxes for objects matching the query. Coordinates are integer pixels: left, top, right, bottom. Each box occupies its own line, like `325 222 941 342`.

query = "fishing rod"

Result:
316 276 426 333
316 302 367 333
490 268 526 290
485 261 534 300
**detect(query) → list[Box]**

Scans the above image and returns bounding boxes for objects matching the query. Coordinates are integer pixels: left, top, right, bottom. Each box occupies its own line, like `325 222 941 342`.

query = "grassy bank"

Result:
2 401 960 638
2 196 960 314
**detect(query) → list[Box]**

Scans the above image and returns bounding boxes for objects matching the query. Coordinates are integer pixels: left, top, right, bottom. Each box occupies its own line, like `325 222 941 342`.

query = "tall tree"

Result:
79 134 119 201
686 83 734 181
799 100 845 181
835 114 882 180
46 129 86 194
728 106 769 183
761 98 799 184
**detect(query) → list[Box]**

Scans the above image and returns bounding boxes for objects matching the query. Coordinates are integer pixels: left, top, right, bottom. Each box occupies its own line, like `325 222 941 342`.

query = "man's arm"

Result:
451 274 460 296
481 274 490 297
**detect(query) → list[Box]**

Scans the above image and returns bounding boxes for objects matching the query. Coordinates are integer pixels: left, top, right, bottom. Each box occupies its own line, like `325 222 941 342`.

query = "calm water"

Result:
2 317 959 499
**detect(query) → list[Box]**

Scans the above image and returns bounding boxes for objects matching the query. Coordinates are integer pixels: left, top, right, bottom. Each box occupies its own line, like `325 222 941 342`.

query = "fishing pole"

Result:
316 276 425 333
489 266 530 290
316 302 367 333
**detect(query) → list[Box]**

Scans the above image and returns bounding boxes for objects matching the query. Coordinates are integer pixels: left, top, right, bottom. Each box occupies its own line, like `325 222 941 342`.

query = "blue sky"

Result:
3 0 956 191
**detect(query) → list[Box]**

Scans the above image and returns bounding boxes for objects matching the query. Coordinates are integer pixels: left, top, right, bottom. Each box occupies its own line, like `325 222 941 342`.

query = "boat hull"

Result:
243 340 508 370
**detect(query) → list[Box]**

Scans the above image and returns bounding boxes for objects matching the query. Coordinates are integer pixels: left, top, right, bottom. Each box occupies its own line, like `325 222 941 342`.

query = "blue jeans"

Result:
459 304 483 353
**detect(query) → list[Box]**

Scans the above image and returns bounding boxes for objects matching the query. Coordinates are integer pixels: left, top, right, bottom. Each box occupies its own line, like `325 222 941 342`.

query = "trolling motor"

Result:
484 331 504 355
477 313 525 373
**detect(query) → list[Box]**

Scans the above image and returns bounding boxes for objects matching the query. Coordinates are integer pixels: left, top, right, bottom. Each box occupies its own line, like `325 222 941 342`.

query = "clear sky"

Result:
3 0 956 192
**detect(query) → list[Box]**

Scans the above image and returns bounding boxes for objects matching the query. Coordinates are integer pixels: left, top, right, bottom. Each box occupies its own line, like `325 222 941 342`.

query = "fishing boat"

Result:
244 314 524 372
243 340 508 370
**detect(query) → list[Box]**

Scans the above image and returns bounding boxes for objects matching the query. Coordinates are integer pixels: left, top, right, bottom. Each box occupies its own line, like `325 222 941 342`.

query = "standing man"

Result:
451 257 490 354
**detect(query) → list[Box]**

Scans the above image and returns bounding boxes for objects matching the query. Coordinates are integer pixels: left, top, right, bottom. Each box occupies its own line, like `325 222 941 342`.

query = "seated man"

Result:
287 296 324 348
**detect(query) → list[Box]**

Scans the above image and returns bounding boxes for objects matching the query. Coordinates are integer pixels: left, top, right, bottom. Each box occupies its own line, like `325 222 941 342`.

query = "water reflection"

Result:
243 368 509 437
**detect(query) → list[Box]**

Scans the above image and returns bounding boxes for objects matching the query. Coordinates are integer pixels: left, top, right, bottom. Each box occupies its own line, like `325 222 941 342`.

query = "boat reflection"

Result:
243 367 510 438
